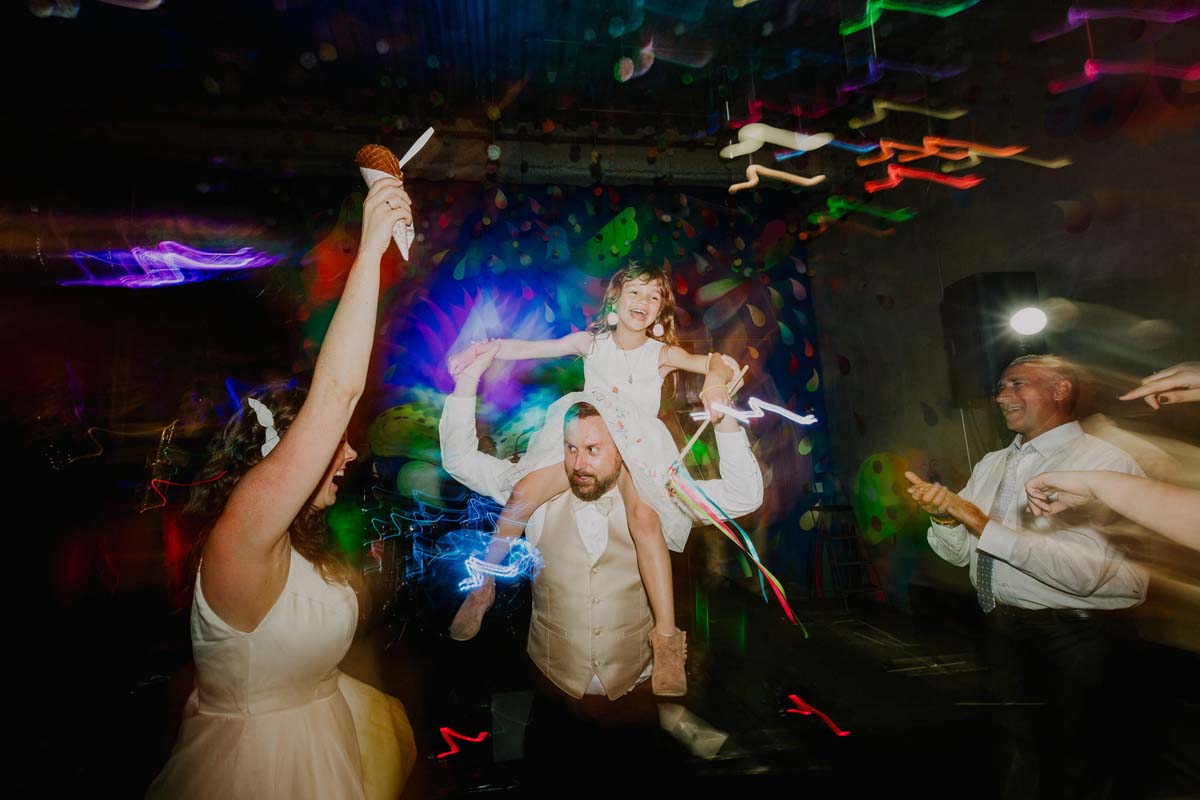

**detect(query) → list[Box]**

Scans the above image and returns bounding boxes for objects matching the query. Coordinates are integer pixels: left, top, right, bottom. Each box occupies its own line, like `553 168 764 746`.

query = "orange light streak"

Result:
864 164 983 193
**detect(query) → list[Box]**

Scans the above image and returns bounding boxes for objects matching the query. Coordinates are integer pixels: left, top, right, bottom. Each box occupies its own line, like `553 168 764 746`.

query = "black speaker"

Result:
940 271 1046 406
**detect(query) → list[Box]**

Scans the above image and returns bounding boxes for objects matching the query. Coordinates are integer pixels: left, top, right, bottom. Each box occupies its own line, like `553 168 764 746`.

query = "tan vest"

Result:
527 489 653 700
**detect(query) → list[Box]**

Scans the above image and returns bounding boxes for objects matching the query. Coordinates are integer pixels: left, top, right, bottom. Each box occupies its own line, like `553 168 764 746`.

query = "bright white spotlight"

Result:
1009 306 1047 335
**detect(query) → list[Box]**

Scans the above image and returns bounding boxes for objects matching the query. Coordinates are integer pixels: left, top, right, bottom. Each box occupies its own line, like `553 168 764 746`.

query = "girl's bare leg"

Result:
617 467 687 696
449 464 569 641
617 467 675 634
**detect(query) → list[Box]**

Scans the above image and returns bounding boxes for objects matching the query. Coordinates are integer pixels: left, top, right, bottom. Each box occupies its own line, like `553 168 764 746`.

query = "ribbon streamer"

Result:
668 468 805 633
667 366 805 631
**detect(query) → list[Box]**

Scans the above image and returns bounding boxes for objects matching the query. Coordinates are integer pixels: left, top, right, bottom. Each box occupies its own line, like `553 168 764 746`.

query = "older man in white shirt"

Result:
439 340 764 778
906 354 1146 800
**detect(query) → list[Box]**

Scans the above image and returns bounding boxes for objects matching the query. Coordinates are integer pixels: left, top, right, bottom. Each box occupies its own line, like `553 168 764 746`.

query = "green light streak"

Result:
808 195 917 224
840 0 982 36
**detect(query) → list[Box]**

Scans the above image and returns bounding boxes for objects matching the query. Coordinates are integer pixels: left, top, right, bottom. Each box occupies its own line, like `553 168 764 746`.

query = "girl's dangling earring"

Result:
652 322 664 337
607 310 619 327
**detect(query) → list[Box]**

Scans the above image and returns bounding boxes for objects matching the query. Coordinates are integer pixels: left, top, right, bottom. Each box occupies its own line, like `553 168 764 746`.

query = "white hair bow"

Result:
246 397 280 457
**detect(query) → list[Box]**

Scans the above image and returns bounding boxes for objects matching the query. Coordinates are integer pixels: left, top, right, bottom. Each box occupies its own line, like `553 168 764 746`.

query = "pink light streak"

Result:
1087 57 1200 81
728 99 764 129
435 726 489 759
143 471 228 513
787 694 852 737
1049 58 1200 93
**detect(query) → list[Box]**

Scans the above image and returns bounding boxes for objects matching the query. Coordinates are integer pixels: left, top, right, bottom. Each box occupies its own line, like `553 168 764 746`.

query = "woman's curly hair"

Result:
186 384 353 584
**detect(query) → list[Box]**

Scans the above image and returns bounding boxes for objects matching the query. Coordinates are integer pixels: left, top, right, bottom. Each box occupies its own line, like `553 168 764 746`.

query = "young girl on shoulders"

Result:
446 262 736 697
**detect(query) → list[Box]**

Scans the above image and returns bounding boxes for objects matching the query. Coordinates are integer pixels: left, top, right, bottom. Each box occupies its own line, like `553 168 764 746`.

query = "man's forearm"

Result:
453 374 481 398
950 497 989 535
713 413 739 433
704 429 763 516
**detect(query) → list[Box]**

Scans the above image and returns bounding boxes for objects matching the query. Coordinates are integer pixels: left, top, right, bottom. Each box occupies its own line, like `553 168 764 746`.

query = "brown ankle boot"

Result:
649 628 688 697
449 579 495 641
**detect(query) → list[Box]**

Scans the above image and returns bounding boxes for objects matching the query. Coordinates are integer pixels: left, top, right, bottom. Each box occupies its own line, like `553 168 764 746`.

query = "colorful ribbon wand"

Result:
667 367 803 631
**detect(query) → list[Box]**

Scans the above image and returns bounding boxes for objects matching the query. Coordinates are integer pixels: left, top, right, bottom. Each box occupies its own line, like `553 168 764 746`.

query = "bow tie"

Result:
571 494 615 515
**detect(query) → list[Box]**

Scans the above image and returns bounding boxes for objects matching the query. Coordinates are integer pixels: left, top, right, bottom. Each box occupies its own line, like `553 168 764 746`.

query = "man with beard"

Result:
439 341 763 777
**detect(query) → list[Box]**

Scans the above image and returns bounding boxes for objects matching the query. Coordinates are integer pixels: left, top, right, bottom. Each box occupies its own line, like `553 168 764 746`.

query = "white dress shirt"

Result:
927 421 1147 610
440 393 765 692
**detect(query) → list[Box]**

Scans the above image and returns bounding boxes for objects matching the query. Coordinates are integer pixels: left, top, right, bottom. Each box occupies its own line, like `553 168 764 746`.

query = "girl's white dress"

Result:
501 333 696 551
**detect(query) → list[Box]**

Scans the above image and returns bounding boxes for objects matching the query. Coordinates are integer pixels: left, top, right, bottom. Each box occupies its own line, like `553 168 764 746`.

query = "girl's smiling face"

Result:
614 276 664 334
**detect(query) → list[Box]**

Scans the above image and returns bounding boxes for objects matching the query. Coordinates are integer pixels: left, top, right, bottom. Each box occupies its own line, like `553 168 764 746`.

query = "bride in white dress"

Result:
147 177 416 800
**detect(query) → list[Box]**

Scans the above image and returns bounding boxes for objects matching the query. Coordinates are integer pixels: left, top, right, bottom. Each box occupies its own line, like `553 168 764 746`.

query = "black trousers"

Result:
983 606 1135 800
522 667 684 791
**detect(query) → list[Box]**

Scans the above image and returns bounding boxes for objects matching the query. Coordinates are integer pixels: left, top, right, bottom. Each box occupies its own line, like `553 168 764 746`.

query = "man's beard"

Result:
568 466 620 501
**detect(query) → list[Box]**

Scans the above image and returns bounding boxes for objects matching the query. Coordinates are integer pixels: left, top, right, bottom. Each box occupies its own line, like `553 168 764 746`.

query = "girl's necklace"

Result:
618 339 638 384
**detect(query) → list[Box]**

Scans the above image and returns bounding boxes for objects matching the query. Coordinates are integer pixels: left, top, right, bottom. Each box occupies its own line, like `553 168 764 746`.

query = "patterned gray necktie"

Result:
977 445 1036 613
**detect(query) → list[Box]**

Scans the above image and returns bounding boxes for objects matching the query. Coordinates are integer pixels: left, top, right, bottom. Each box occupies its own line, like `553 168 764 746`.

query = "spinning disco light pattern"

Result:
579 208 639 277
853 451 929 544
